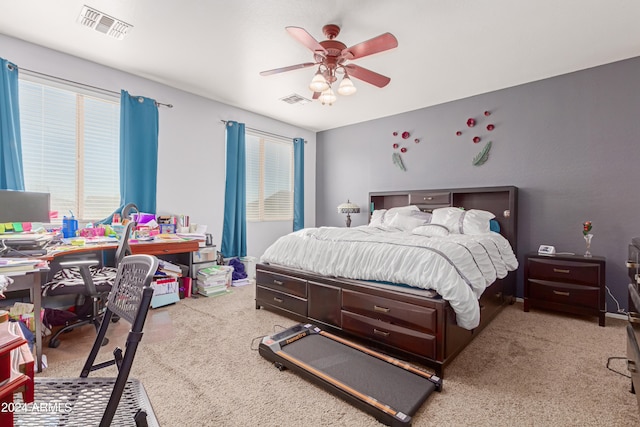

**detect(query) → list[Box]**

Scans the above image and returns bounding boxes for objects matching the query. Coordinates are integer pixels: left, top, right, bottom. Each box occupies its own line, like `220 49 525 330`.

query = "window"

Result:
18 77 120 222
245 131 293 222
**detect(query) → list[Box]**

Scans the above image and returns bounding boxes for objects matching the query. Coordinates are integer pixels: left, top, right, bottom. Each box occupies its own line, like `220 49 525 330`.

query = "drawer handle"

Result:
273 297 283 303
373 328 390 337
373 305 390 313
628 360 637 374
273 280 284 285
553 290 570 297
424 196 433 201
627 261 640 269
553 268 570 274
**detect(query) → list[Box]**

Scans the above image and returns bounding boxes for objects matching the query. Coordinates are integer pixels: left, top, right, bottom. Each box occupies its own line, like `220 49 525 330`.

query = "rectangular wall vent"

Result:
280 94 311 105
77 5 132 40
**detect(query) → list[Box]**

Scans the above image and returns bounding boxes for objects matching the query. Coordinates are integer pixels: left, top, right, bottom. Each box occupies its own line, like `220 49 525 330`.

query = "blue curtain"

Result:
118 90 159 215
0 58 24 190
221 121 247 258
293 137 305 231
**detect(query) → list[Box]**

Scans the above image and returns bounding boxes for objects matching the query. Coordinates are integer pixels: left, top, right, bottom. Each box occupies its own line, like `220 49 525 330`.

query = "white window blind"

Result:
245 131 293 222
18 78 120 222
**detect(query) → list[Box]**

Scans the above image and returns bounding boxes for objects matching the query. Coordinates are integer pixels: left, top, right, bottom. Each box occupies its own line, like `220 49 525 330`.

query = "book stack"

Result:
157 259 182 278
0 258 45 274
231 278 250 287
196 265 233 297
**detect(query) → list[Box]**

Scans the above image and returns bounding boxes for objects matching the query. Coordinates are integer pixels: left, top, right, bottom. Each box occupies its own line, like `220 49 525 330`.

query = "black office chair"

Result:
42 220 136 348
14 254 159 427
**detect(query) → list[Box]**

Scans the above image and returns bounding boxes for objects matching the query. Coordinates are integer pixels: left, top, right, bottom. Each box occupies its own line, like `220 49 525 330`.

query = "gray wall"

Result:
0 34 316 258
317 56 640 312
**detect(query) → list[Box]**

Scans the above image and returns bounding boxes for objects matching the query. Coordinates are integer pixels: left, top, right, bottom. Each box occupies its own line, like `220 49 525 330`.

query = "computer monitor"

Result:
0 190 51 223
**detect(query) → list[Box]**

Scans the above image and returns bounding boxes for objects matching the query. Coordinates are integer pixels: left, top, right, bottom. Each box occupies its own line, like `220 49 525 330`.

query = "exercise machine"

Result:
259 323 442 426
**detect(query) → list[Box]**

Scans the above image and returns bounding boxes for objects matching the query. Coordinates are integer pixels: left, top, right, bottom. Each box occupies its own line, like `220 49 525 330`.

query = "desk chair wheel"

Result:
48 338 61 348
111 314 120 323
135 409 149 427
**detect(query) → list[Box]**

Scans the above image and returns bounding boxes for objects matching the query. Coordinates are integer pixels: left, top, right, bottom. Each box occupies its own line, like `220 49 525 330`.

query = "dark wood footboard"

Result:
255 262 514 377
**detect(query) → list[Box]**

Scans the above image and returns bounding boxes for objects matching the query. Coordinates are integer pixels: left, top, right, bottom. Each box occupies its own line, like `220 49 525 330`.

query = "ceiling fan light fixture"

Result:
319 87 337 105
309 70 330 92
337 75 357 96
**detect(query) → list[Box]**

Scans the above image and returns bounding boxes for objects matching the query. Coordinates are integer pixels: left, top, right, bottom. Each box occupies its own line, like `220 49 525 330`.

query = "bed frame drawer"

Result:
256 286 307 317
528 258 600 285
342 311 437 359
342 289 437 333
256 270 307 298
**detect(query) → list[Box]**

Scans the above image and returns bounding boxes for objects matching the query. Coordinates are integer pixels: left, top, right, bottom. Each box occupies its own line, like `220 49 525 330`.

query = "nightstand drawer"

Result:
256 286 307 316
256 270 306 298
528 258 600 285
528 279 599 309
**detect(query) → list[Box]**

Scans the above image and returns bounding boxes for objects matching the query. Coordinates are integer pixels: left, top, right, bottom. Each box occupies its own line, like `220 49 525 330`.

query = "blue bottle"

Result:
62 215 78 238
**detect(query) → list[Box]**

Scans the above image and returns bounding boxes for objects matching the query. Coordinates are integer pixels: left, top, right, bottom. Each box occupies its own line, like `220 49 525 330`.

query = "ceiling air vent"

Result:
280 94 311 105
77 5 132 40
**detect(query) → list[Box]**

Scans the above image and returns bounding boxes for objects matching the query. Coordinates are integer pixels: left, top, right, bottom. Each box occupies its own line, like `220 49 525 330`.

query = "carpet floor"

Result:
39 285 640 426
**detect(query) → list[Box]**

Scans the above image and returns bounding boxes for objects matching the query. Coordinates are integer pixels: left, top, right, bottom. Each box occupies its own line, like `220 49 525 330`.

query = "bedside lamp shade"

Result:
337 200 360 227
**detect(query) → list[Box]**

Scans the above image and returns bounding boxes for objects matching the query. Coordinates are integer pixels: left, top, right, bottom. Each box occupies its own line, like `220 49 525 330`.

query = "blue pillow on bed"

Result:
489 219 500 233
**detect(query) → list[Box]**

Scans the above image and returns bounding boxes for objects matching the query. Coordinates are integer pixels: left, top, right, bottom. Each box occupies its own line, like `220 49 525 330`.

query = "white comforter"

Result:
260 226 518 330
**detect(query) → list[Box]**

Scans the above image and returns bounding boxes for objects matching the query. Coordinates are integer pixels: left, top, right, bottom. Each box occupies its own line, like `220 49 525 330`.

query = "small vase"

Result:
583 234 593 258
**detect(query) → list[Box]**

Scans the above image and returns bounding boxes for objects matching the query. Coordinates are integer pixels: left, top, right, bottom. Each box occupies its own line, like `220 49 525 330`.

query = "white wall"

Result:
0 34 316 258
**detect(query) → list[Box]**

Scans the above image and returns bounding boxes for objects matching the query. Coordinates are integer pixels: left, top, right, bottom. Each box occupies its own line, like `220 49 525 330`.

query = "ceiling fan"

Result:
260 24 398 105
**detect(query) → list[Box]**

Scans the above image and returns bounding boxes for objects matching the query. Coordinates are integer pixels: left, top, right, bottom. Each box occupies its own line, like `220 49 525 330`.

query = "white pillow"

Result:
369 209 387 227
431 207 495 234
386 205 420 217
384 205 421 227
387 211 430 231
412 224 450 237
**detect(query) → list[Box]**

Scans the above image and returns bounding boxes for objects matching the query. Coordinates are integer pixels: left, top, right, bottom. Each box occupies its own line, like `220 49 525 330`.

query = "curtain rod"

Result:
220 120 306 143
15 65 173 108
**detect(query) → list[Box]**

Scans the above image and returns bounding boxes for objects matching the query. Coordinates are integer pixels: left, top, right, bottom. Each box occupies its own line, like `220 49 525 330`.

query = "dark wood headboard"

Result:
369 186 518 255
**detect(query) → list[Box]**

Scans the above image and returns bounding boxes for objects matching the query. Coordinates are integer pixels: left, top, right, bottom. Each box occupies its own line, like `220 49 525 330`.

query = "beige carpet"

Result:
39 285 640 426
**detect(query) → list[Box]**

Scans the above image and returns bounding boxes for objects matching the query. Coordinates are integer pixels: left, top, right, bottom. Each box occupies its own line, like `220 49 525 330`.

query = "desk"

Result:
9 238 199 373
5 268 48 373
43 238 200 261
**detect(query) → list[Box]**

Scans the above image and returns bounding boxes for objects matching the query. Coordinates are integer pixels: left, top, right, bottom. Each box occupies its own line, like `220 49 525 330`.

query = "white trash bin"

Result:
240 256 257 280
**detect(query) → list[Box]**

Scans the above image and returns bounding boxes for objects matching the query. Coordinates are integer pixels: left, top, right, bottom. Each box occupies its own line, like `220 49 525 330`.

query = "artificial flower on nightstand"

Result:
583 220 593 257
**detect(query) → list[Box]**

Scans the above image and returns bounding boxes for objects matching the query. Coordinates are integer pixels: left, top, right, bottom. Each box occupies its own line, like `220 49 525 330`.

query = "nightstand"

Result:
524 253 606 326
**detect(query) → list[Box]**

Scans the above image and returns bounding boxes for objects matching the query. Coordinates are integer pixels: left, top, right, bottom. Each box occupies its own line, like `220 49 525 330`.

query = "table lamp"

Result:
337 200 360 227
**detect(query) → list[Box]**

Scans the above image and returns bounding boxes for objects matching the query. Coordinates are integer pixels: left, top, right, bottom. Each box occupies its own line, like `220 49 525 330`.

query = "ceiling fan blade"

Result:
312 92 321 100
286 26 327 55
259 62 316 76
344 64 391 88
342 32 398 60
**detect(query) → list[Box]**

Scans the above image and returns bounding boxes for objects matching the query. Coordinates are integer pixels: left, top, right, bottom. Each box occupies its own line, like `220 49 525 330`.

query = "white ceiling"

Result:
1 1 639 132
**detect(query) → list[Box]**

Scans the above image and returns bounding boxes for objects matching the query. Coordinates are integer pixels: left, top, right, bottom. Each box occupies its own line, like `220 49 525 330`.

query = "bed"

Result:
255 186 518 376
